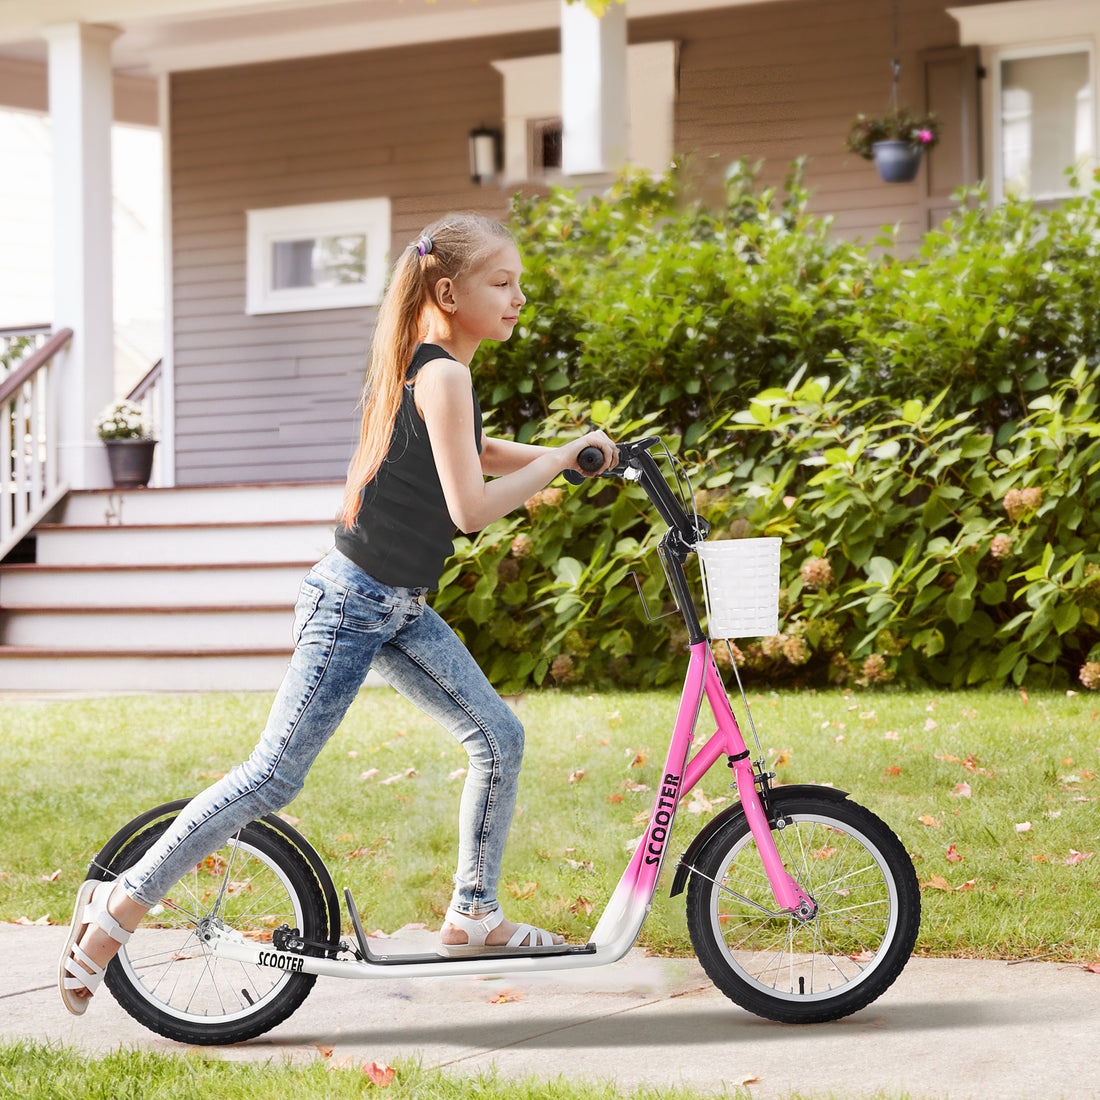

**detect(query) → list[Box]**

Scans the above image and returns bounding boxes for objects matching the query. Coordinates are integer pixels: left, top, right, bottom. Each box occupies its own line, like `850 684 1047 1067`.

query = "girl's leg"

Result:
63 552 410 1002
372 607 562 948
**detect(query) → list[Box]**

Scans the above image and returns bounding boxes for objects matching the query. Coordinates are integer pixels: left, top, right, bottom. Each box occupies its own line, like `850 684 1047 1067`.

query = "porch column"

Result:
44 22 120 490
560 0 628 177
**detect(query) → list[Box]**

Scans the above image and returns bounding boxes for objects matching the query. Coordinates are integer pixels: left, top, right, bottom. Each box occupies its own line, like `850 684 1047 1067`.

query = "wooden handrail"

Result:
0 323 51 339
127 357 163 402
0 327 73 404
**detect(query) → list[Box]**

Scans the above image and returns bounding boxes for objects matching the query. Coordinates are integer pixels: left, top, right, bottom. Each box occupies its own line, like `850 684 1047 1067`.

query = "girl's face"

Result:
449 242 526 345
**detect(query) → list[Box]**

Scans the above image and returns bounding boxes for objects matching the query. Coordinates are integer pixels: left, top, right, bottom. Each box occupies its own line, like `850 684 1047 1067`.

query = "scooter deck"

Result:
344 888 596 966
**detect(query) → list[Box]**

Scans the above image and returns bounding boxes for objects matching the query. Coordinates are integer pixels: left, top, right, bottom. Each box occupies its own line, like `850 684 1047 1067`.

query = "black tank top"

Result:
335 344 483 589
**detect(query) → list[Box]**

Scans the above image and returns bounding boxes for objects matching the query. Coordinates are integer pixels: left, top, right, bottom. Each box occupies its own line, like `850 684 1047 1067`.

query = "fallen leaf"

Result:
569 769 586 783
506 881 538 900
570 896 594 916
918 814 942 828
606 793 623 804
347 750 359 759
956 879 977 892
884 765 902 777
1082 962 1100 974
884 730 900 741
774 749 792 767
687 789 714 814
622 779 649 793
1015 821 1033 833
849 949 875 962
922 875 951 891
629 750 648 768
945 845 963 863
488 991 522 1004
924 718 938 732
362 1061 396 1086
447 768 467 781
812 846 837 860
359 768 380 781
736 1076 761 1087
315 1045 334 1059
563 858 595 872
41 868 62 883
606 711 622 728
950 781 972 798
1020 691 1029 705
1065 850 1094 865
380 768 418 786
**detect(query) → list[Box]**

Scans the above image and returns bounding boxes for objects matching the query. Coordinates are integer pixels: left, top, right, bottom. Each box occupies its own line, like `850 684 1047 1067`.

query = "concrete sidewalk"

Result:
2 924 1097 1099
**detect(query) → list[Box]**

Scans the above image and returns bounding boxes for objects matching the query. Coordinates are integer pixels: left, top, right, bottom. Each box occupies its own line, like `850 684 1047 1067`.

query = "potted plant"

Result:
846 107 940 183
95 400 157 488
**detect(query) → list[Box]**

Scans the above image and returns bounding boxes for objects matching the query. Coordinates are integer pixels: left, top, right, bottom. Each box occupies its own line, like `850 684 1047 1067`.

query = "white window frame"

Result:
991 41 1095 204
245 198 390 315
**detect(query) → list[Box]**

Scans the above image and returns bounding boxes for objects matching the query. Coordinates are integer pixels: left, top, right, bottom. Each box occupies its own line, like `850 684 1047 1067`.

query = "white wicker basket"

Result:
695 537 781 639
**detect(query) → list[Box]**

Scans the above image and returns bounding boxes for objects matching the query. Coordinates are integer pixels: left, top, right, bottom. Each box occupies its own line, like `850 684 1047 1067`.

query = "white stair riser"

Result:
36 524 335 566
0 566 309 607
58 484 342 527
2 609 294 649
0 656 386 693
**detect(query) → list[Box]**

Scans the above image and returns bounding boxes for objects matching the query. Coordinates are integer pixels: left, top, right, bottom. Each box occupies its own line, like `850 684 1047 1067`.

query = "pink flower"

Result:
918 129 934 144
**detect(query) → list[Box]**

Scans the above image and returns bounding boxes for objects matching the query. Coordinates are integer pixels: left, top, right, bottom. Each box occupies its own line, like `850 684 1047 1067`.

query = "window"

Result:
245 198 390 315
996 46 1094 202
529 117 564 174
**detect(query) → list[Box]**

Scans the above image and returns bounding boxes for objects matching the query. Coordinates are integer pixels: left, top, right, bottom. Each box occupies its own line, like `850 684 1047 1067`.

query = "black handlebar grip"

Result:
577 446 605 473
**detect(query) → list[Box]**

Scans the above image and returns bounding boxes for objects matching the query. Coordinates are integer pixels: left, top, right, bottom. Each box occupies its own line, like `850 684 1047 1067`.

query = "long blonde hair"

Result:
340 214 514 530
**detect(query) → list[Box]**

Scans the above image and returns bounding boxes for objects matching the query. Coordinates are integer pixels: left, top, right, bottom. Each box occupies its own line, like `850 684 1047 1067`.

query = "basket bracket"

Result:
627 546 682 623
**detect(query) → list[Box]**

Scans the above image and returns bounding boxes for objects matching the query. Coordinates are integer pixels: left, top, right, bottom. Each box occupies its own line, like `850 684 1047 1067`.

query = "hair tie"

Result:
415 235 434 258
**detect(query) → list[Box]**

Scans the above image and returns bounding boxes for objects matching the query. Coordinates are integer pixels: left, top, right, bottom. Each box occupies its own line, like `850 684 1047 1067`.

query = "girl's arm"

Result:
416 358 613 533
479 434 554 477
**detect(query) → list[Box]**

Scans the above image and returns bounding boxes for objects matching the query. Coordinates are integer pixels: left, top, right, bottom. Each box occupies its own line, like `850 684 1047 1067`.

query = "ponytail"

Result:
340 214 514 530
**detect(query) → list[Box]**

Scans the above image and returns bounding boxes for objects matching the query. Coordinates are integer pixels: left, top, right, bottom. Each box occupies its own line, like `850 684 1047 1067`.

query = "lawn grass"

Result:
1 686 1098 961
0 1040 930 1100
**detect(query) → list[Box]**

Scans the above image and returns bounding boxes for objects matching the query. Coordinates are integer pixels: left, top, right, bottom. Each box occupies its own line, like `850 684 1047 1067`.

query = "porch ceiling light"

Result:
469 125 502 185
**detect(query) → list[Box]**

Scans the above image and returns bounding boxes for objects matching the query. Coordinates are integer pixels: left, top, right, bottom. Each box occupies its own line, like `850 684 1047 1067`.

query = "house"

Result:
0 0 1095 690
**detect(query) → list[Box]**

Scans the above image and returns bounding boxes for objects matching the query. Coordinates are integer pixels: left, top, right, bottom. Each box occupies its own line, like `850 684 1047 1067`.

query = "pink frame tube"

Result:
609 640 811 915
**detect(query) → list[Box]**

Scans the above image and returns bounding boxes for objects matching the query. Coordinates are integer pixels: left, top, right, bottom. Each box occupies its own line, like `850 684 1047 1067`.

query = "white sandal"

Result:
438 906 563 958
58 879 133 1016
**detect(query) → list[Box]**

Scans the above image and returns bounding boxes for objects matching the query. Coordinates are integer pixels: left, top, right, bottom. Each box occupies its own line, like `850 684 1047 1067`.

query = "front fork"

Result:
729 753 817 920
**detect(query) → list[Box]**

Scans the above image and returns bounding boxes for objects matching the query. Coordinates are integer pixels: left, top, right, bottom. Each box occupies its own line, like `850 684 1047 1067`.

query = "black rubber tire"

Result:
100 815 326 1045
685 794 920 1024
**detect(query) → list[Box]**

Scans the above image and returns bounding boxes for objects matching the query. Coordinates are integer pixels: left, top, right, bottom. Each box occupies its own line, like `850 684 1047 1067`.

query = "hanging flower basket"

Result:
846 108 940 183
871 140 924 183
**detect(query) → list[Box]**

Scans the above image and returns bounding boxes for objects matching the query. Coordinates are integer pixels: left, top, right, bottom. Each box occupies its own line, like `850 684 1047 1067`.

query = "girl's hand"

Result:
562 430 618 477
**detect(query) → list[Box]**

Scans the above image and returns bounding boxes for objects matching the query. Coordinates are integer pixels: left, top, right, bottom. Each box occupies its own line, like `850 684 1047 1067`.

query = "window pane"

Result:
270 234 367 291
1001 51 1092 198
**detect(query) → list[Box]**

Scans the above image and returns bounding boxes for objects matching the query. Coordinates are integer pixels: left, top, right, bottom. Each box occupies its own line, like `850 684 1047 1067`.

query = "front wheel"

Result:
685 794 920 1024
98 812 327 1045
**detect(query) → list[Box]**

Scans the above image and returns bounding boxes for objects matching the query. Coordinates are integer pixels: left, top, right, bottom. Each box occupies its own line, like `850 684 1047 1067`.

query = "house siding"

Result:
170 30 554 486
170 0 988 486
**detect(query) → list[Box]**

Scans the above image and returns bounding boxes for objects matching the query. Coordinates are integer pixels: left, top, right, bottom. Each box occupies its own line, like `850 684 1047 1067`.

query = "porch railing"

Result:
0 328 74 561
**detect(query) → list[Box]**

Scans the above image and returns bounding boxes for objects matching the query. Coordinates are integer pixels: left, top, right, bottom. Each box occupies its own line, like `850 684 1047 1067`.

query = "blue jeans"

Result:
121 548 525 917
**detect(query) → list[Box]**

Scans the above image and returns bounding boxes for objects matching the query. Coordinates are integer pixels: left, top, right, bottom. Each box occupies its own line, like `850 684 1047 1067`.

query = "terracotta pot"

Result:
104 438 157 488
872 140 923 183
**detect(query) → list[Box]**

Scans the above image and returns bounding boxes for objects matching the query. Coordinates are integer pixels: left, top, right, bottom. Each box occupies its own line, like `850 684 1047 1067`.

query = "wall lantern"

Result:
469 125 502 185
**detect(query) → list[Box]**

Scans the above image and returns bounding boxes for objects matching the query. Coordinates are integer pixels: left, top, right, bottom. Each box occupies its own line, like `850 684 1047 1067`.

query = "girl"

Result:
60 213 617 1013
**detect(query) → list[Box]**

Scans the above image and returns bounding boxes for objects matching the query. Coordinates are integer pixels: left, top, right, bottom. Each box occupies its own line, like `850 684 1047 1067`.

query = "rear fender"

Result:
88 798 342 948
669 783 849 898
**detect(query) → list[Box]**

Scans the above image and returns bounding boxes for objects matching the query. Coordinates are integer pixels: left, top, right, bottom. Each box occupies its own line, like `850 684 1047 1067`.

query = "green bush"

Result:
453 164 1100 692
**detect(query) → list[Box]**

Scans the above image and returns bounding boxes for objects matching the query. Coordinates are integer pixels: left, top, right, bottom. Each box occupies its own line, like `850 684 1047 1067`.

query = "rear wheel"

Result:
685 795 920 1023
100 815 326 1045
